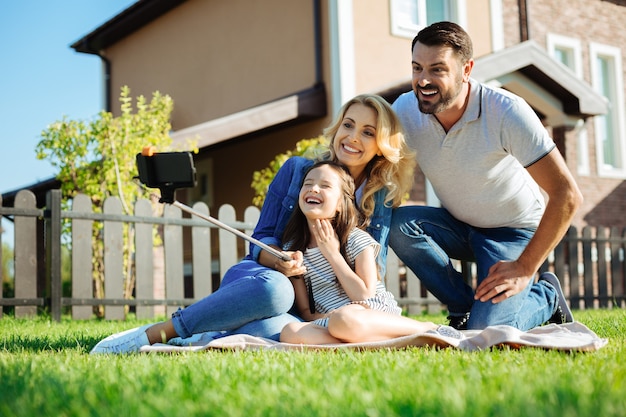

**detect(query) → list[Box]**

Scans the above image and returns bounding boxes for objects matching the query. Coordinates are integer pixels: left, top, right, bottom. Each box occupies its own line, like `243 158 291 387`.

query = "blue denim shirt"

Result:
248 156 392 276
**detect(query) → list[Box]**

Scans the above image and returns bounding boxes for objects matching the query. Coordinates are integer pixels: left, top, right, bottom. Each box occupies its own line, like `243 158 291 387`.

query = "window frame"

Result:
389 0 466 39
589 42 626 178
546 33 589 175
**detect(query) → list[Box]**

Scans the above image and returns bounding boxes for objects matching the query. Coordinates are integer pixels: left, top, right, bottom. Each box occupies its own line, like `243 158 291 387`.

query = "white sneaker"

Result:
90 324 152 354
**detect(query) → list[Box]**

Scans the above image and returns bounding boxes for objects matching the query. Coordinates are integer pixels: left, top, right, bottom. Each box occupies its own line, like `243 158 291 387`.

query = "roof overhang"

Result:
472 40 608 126
171 84 327 148
71 0 188 55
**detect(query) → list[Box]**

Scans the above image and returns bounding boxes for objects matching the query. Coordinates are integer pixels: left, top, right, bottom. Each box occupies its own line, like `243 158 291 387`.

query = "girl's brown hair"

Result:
282 160 361 262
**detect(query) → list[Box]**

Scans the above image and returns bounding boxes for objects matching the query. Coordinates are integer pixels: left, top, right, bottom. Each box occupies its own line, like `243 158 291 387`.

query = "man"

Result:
390 21 582 330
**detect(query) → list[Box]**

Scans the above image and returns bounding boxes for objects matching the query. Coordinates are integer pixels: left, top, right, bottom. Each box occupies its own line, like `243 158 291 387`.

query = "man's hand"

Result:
474 260 533 303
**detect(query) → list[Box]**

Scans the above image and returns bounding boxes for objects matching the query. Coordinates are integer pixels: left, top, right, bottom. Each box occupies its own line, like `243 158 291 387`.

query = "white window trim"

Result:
389 0 467 39
546 33 583 78
546 33 589 175
589 42 626 178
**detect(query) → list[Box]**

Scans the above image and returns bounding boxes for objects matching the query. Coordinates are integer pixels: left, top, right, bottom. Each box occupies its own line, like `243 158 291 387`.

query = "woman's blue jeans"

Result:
171 260 301 341
389 206 557 330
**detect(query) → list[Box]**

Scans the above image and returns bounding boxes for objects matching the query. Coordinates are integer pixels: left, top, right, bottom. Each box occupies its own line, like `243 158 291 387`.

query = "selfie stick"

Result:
136 148 292 262
172 200 291 261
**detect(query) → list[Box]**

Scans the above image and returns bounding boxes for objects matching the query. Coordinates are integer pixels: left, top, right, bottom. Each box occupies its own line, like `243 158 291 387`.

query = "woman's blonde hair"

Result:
320 94 415 221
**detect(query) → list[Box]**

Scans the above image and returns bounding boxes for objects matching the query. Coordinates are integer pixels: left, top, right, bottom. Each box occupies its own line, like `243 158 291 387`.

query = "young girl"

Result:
279 160 462 344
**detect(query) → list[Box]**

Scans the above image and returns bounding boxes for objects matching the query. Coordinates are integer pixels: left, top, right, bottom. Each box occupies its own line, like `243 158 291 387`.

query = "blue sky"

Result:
0 0 137 194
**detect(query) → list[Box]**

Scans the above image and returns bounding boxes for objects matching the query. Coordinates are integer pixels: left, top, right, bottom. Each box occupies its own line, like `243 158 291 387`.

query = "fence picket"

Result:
14 190 37 318
582 227 594 309
71 194 93 319
597 227 609 308
385 248 401 301
567 227 580 309
104 197 125 320
191 201 212 299
615 227 626 308
135 199 155 319
163 204 184 316
218 204 238 278
243 206 260 258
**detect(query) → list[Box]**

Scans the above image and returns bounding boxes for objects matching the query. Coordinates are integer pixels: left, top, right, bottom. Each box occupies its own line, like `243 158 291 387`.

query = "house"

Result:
7 0 625 230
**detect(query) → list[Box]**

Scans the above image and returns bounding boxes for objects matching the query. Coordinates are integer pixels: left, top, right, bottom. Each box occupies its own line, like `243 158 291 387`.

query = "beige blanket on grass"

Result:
140 322 607 353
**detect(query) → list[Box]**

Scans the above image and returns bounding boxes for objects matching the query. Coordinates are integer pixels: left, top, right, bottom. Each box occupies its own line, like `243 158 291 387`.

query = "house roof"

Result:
71 0 187 54
472 40 608 120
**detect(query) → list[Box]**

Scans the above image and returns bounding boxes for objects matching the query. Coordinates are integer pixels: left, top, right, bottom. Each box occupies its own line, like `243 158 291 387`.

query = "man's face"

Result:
411 42 469 114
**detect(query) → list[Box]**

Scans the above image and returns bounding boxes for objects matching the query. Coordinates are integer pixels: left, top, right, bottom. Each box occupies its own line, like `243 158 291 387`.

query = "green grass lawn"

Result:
1 309 624 417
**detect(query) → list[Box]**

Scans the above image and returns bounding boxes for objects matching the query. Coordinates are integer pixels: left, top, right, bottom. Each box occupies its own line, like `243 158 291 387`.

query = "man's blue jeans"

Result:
171 260 300 341
389 206 557 330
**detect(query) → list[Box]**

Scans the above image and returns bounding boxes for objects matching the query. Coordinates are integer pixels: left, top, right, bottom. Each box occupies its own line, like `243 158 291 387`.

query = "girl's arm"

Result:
288 274 326 322
314 219 378 301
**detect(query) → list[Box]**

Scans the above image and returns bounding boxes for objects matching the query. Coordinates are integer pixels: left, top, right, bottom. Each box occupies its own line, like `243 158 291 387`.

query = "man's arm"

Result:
475 148 583 303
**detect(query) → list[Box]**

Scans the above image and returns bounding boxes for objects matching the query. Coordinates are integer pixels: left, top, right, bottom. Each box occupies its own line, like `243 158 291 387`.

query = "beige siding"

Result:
105 0 318 131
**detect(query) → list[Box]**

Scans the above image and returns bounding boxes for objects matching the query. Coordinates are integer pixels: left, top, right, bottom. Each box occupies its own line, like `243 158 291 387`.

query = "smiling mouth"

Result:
342 144 361 154
419 87 438 98
305 196 322 205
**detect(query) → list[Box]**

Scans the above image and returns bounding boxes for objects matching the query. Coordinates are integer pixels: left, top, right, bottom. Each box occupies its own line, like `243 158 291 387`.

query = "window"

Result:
590 43 626 178
546 34 588 175
547 34 582 78
390 0 466 38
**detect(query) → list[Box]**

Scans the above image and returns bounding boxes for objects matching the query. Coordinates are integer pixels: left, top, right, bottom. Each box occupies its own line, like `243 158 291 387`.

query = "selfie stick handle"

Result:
171 200 292 262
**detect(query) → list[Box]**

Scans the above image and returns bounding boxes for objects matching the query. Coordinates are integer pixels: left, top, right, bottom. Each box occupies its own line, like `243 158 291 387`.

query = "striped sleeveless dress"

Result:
299 228 401 327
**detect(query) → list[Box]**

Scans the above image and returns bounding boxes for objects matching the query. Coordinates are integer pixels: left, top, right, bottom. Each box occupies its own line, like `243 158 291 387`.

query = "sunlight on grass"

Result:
0 309 624 417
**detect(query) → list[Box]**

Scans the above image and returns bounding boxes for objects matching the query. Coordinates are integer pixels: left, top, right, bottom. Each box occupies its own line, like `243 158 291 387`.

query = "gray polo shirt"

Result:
393 79 555 229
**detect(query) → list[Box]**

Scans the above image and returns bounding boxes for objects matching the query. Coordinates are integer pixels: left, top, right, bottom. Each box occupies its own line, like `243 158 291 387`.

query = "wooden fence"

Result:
1 189 625 321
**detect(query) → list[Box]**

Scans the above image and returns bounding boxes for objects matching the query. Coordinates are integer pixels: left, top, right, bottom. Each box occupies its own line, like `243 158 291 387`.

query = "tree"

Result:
250 136 328 207
36 86 192 315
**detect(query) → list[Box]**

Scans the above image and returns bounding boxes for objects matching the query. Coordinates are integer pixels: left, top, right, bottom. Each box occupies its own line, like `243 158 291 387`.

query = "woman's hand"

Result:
273 250 307 277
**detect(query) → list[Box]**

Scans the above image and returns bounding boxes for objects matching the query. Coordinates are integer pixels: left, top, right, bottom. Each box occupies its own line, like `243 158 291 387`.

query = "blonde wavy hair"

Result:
319 94 416 221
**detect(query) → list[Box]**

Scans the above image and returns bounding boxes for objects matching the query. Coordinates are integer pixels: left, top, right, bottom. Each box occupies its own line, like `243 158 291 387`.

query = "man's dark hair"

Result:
412 21 473 63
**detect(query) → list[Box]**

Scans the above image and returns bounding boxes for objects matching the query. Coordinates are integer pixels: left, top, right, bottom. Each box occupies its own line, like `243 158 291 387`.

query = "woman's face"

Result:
332 103 380 178
298 165 343 220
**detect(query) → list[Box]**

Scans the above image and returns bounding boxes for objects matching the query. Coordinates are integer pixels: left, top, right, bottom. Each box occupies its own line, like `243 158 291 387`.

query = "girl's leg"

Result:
280 322 341 344
327 305 438 343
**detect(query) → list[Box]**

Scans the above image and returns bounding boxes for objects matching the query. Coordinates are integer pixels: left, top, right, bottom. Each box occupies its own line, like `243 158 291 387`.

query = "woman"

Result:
91 94 415 354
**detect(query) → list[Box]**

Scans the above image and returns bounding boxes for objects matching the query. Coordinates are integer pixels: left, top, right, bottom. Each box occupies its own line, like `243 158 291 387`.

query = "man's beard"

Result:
414 78 463 114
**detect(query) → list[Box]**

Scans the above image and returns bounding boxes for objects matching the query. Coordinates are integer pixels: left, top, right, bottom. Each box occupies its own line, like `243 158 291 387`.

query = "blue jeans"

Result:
389 206 557 330
171 260 301 341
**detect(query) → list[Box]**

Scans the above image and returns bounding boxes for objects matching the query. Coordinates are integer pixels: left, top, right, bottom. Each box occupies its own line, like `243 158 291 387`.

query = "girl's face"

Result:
299 164 344 220
332 103 380 178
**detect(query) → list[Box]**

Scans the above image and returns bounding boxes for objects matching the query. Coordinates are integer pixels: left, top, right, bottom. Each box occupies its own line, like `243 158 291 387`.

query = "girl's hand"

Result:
274 250 307 277
311 218 340 256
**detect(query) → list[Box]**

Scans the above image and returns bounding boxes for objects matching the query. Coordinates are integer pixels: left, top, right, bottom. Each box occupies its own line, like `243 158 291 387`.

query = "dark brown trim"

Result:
70 0 188 54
